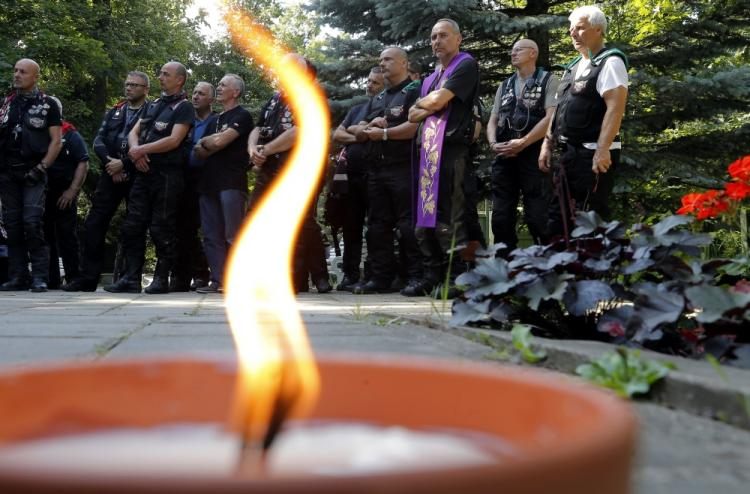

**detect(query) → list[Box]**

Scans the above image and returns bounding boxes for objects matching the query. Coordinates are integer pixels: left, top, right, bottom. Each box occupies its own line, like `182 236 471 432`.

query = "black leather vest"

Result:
139 93 192 165
496 68 551 142
553 49 625 144
0 92 54 164
95 101 147 167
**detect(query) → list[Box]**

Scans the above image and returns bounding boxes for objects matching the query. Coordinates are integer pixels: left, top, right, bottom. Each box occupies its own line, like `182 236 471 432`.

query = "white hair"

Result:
569 5 608 35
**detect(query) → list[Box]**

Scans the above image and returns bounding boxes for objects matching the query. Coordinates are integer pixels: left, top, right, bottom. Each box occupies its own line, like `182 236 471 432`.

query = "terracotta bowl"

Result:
0 356 636 493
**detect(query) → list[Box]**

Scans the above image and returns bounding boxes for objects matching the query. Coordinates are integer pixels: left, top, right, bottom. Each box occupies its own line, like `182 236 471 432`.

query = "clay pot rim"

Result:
0 354 635 493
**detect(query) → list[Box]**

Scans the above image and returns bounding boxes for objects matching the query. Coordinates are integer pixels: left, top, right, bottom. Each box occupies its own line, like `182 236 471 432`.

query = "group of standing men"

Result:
0 53 327 294
332 5 628 298
0 5 627 298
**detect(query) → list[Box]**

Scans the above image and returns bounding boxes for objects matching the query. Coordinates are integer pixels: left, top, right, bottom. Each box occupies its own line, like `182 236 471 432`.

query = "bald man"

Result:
349 47 423 295
104 61 195 294
0 58 62 292
408 19 480 298
487 39 559 254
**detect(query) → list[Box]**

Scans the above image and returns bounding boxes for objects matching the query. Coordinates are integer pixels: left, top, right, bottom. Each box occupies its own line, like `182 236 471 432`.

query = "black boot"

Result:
145 276 169 294
103 276 142 293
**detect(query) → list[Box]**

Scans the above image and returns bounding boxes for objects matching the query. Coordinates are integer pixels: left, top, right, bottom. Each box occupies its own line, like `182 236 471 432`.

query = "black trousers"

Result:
464 162 486 246
120 166 183 281
172 167 209 284
491 142 550 252
548 144 619 239
367 163 421 285
43 178 80 286
79 171 134 283
341 171 368 281
249 166 329 290
0 167 48 281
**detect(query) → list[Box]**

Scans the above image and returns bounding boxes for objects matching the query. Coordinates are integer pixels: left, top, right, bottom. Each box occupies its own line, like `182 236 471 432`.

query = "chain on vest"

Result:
496 68 550 142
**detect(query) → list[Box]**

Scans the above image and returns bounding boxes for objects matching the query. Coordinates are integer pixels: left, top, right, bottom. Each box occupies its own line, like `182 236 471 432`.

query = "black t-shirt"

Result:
1 93 62 162
49 128 88 183
141 96 195 165
366 78 420 163
199 106 254 193
339 102 371 172
431 57 479 145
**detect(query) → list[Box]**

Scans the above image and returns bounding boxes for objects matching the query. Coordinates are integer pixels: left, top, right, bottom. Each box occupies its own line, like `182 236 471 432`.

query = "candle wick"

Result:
236 438 268 477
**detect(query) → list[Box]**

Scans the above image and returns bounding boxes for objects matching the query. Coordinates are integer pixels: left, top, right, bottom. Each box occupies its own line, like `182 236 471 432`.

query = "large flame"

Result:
222 6 327 447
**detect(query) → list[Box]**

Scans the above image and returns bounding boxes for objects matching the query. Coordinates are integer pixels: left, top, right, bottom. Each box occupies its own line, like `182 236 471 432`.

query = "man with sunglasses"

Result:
488 39 558 254
62 72 150 292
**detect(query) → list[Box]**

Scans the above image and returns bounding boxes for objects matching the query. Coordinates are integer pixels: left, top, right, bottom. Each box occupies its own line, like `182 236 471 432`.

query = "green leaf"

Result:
563 280 616 316
511 324 547 364
575 348 674 399
521 273 573 311
684 285 750 323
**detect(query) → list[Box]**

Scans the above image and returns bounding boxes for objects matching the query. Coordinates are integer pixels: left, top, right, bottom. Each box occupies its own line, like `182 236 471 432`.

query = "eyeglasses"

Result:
509 47 532 55
124 82 147 88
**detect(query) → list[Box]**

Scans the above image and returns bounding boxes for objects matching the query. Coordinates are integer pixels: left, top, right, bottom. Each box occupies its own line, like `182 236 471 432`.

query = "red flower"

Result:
676 193 704 215
725 181 750 201
728 155 750 182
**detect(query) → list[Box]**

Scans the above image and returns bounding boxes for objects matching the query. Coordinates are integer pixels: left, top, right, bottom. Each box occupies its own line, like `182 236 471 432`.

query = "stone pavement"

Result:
1 290 749 493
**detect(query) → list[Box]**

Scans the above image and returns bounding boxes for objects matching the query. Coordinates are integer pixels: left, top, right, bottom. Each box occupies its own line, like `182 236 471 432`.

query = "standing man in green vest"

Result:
539 5 628 238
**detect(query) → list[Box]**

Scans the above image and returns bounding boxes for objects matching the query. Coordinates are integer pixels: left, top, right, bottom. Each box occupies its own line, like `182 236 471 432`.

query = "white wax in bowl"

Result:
0 422 516 477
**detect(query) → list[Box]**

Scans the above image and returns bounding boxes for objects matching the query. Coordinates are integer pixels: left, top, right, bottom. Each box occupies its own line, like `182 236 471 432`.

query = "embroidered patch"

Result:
572 81 587 93
389 105 404 118
28 117 45 128
154 121 168 131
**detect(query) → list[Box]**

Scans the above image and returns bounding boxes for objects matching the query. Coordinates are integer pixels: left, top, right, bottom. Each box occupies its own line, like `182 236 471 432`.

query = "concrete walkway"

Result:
1 290 748 493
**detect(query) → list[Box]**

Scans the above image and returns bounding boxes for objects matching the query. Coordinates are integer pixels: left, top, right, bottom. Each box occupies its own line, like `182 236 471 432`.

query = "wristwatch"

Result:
382 128 388 141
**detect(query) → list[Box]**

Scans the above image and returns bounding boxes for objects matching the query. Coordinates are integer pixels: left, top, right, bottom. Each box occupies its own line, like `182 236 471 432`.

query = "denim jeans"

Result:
199 189 247 284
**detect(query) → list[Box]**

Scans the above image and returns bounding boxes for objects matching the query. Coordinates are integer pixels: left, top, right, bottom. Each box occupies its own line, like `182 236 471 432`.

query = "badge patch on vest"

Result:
221 123 229 131
572 81 587 93
154 121 168 131
28 117 45 128
389 105 404 118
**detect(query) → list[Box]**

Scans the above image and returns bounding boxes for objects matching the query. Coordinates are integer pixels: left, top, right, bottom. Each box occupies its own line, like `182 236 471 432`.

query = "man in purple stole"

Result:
406 19 479 298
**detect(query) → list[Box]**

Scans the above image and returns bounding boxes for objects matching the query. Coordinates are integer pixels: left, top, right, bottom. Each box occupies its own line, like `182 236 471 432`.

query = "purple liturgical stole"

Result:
416 51 474 228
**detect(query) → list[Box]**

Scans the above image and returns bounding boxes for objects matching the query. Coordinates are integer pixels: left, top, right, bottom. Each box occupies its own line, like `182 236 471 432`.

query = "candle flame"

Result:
222 6 327 451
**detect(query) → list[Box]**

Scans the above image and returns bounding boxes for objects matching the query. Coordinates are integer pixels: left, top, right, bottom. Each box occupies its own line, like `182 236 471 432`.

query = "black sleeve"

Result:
340 103 363 128
227 109 254 138
172 100 195 125
67 131 89 163
92 109 112 164
45 97 62 127
443 58 479 106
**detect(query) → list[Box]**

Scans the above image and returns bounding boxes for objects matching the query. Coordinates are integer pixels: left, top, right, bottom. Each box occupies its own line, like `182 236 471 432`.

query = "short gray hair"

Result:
128 71 150 87
435 18 461 35
223 74 245 98
569 5 608 34
194 81 215 98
